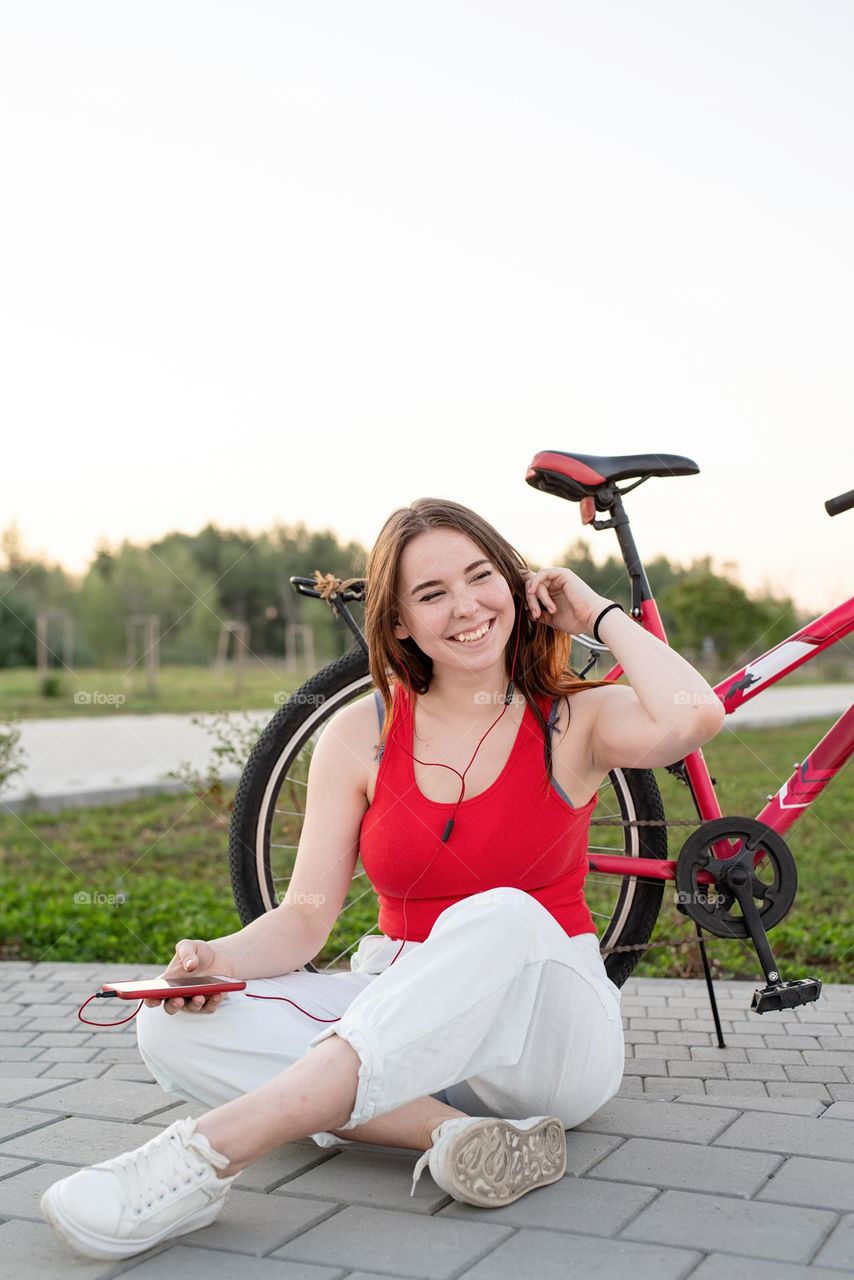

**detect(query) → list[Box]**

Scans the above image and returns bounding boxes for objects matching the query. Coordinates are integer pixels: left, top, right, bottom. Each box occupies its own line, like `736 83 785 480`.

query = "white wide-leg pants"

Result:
136 887 625 1148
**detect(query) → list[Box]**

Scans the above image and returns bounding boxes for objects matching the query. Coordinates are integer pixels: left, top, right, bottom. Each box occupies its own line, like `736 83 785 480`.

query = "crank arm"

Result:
722 864 822 1014
719 862 782 986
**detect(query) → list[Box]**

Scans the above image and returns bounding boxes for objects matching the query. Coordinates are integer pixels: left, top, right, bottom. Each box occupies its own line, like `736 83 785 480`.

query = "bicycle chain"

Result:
591 816 700 827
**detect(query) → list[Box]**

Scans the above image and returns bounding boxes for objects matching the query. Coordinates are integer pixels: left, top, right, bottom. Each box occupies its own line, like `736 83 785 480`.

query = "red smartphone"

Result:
101 976 247 1000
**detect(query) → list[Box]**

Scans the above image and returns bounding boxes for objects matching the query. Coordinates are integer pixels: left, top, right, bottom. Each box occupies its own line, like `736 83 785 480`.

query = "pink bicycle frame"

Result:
587 595 854 883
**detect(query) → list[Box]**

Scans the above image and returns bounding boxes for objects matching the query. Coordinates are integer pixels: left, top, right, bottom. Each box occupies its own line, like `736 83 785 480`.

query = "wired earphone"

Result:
78 597 527 1029
380 592 526 968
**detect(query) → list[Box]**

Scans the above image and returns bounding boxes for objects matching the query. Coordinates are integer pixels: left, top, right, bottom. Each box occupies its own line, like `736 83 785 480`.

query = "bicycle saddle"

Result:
526 450 699 502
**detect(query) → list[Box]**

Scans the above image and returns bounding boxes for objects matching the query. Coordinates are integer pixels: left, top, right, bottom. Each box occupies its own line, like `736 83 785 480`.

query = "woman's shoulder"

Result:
330 690 386 742
550 681 622 723
321 693 385 792
532 683 603 719
550 681 620 710
546 683 614 762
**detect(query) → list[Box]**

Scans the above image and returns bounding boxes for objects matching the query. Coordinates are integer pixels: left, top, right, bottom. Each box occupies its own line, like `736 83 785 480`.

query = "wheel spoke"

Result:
271 866 369 883
315 928 377 972
335 883 382 914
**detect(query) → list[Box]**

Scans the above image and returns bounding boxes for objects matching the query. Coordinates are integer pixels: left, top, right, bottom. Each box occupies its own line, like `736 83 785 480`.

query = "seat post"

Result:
592 488 653 618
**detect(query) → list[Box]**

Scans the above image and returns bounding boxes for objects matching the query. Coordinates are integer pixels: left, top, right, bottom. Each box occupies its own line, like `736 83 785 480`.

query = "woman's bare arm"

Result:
208 904 329 981
521 566 724 774
588 604 725 772
208 699 371 979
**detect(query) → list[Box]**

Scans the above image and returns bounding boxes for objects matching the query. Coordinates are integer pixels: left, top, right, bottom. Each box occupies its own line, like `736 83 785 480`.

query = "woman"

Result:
41 498 725 1260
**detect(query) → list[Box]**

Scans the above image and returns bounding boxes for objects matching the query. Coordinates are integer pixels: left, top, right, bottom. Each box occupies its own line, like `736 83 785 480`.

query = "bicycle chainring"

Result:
674 816 797 940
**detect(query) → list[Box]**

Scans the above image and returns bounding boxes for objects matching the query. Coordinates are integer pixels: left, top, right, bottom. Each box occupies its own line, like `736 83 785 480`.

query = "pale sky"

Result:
1 0 851 617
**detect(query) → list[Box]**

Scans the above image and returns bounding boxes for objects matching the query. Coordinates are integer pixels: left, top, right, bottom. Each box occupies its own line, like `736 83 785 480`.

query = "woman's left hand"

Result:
521 567 609 637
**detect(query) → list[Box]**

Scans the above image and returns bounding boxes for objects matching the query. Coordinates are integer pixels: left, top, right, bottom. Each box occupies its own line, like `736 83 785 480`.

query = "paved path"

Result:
0 967 851 1276
1 710 271 814
3 684 852 815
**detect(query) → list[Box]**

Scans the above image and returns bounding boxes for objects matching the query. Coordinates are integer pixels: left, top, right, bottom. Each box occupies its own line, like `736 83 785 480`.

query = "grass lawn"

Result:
1 660 848 720
0 717 850 986
0 662 327 719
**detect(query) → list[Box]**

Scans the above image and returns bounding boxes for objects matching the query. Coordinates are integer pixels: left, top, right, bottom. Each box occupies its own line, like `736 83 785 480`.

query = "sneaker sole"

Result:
438 1116 567 1208
40 1183 226 1260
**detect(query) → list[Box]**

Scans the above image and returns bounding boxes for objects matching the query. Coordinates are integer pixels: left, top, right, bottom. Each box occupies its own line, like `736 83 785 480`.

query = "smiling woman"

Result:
354 498 619 951
40 495 724 1259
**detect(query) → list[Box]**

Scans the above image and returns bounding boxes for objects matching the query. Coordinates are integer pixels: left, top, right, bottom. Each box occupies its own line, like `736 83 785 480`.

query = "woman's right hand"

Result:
145 939 232 1016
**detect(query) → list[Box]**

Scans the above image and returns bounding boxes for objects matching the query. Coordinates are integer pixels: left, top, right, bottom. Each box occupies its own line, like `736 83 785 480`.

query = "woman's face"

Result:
392 528 516 676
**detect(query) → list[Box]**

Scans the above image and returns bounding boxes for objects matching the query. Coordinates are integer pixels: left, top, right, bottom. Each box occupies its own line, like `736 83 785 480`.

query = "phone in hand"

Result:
101 976 246 1001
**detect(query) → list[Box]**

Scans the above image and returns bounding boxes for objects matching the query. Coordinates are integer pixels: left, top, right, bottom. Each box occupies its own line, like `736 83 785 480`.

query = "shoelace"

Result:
104 1124 226 1215
410 1119 458 1197
410 1147 433 1198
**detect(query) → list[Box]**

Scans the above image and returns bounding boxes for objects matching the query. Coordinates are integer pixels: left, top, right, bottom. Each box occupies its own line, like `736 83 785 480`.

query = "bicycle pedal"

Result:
751 977 822 1014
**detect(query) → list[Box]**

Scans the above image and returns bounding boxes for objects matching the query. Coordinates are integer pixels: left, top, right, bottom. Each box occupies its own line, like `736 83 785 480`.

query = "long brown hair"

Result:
364 497 612 791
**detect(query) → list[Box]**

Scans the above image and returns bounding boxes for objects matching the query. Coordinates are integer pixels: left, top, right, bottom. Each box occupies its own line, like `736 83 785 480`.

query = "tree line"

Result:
0 520 801 674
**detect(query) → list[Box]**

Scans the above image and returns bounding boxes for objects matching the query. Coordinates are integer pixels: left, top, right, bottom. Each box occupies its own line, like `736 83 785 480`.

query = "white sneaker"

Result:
40 1115 239 1259
409 1114 566 1207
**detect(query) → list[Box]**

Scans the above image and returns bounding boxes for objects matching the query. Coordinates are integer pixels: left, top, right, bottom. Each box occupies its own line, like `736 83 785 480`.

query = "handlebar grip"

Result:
825 489 854 517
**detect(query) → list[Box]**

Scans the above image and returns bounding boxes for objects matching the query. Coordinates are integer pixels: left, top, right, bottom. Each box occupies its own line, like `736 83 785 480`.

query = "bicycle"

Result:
227 450 854 1023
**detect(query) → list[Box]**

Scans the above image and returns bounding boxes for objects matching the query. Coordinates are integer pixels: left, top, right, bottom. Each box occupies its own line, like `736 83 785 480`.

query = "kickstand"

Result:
693 922 726 1048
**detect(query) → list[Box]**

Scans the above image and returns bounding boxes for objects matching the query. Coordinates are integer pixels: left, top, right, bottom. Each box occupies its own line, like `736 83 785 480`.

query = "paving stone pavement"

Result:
0 964 852 1277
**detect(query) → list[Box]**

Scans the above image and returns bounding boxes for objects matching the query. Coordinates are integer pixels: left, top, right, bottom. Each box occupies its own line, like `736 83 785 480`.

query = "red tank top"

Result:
358 682 599 942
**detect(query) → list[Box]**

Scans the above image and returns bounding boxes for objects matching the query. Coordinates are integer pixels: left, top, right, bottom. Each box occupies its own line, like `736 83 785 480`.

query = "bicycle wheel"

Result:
228 645 668 985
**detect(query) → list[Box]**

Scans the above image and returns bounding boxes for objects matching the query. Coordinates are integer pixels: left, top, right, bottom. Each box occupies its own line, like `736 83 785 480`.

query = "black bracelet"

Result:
592 601 626 643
